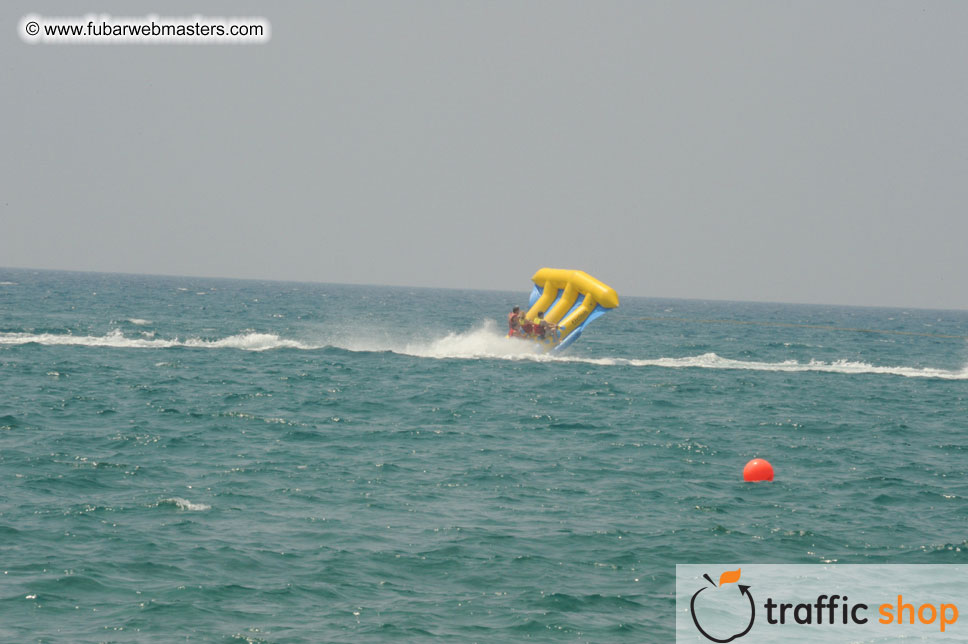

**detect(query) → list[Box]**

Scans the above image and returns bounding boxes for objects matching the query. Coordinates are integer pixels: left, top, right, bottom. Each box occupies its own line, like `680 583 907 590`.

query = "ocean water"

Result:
1 268 967 643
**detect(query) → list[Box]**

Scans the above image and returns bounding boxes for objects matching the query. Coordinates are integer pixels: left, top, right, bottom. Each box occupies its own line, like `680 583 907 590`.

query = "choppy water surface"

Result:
1 269 967 642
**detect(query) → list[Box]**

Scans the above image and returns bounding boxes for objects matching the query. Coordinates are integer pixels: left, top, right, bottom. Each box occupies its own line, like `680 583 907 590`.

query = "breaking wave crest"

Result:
0 329 317 351
2 324 965 379
158 497 211 511
555 352 968 380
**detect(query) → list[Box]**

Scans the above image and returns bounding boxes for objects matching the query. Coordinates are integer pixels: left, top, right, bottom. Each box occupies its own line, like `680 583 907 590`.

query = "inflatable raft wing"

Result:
524 268 619 352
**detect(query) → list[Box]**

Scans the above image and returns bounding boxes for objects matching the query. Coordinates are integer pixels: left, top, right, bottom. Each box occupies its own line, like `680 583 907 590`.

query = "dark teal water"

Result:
1 269 967 642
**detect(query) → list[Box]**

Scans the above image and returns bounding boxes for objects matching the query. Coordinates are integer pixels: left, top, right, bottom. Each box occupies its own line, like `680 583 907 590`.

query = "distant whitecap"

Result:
159 497 211 512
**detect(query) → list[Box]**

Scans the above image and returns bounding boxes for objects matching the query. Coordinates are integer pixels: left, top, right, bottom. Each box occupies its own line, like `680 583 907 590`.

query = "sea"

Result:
1 268 966 643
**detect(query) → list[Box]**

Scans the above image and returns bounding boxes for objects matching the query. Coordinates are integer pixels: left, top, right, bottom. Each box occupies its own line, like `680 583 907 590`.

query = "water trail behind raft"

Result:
2 320 966 379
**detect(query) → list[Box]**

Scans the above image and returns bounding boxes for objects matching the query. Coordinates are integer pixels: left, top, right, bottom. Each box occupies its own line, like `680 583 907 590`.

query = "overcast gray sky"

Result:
4 1 968 309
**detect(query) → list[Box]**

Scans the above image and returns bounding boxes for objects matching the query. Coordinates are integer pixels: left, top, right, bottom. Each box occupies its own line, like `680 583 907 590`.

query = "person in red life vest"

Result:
520 313 535 337
507 306 522 337
533 311 549 339
532 312 560 343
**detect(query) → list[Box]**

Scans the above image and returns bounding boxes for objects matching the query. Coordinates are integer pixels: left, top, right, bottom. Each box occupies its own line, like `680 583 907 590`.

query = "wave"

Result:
191 333 312 351
328 323 968 379
1 326 965 379
394 332 968 379
0 322 543 358
0 329 318 352
367 323 967 379
556 353 968 380
158 497 211 511
401 325 545 360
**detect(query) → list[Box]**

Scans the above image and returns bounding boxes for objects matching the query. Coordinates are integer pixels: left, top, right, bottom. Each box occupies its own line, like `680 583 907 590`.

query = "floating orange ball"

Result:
743 458 774 482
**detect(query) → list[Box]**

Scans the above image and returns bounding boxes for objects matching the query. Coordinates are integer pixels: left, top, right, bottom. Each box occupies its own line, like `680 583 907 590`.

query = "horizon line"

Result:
1 264 966 314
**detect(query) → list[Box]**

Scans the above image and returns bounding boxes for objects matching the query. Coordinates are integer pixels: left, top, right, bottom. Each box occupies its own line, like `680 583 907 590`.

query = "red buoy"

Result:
743 458 774 482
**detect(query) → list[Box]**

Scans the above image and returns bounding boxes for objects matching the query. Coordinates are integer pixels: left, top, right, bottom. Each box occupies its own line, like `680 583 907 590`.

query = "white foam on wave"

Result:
1 324 964 379
552 352 968 380
400 321 545 360
0 329 174 349
365 324 968 379
315 319 545 360
0 329 319 352
184 332 313 351
159 497 211 511
126 318 152 326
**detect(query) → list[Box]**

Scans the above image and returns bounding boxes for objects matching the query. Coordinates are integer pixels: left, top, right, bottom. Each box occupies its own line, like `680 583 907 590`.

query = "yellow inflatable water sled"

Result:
513 268 619 352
